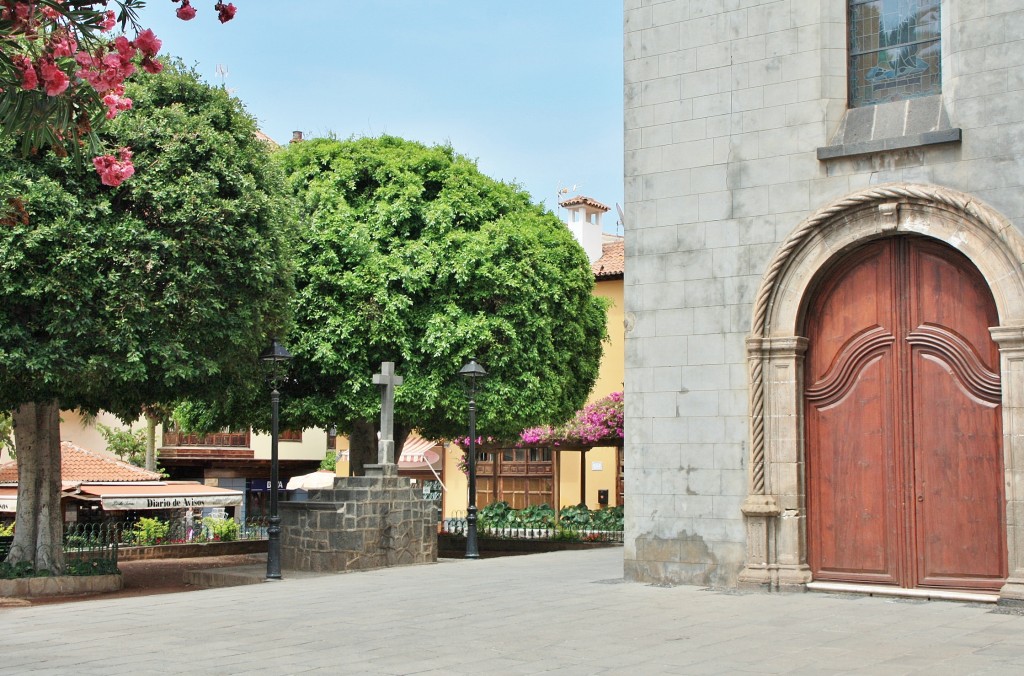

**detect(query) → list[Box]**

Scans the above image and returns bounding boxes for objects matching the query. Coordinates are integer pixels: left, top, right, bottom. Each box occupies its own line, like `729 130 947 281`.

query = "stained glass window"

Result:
849 0 940 107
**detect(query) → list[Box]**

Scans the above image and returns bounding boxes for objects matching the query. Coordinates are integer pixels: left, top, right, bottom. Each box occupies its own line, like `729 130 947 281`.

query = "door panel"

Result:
805 237 1006 592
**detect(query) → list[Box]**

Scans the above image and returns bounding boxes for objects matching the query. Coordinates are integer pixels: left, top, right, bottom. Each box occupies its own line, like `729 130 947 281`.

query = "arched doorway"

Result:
738 184 1024 603
802 237 1006 592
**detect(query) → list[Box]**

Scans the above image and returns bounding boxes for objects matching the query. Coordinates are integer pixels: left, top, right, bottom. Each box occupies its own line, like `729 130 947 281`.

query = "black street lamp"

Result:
459 358 487 559
260 337 293 580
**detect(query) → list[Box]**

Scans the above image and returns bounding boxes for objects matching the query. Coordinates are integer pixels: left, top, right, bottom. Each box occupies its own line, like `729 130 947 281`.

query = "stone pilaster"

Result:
991 326 1024 604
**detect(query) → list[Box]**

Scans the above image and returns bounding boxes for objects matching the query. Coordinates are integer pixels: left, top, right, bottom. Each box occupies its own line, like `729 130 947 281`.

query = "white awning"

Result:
0 488 15 513
286 470 337 491
74 482 243 510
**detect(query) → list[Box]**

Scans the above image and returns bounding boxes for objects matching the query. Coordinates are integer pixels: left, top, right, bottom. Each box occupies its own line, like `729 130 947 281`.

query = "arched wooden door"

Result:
804 237 1007 592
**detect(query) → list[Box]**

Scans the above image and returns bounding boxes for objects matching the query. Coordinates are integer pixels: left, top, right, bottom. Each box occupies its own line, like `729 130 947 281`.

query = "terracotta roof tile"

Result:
559 195 610 211
593 236 624 279
0 441 162 483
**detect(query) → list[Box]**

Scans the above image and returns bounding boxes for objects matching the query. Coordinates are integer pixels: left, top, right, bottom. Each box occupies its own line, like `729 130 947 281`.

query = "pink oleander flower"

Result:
100 10 116 32
141 56 163 74
13 55 37 90
102 89 132 119
48 31 78 58
176 1 197 21
40 1 63 21
133 29 161 57
214 2 236 23
38 60 69 96
93 147 135 187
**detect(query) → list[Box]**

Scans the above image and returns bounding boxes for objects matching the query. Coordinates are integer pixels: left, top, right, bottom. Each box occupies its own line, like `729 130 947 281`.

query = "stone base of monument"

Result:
279 475 437 572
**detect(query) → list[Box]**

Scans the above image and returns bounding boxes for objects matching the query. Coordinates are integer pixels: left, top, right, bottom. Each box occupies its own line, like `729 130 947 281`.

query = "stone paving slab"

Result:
2 548 1024 675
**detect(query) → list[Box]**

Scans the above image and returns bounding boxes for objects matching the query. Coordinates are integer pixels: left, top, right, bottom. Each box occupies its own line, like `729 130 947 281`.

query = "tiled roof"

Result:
0 441 162 483
559 195 610 211
593 236 624 279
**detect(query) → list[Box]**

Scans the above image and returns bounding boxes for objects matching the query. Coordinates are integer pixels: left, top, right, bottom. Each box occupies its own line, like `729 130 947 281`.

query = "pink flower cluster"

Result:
93 147 134 187
3 1 237 185
519 392 624 448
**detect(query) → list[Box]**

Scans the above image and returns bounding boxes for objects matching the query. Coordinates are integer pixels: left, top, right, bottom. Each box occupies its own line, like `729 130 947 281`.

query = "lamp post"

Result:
459 358 487 559
260 338 293 580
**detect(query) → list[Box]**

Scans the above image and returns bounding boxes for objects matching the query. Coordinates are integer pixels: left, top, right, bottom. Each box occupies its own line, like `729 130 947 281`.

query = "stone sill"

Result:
817 95 961 161
817 127 961 160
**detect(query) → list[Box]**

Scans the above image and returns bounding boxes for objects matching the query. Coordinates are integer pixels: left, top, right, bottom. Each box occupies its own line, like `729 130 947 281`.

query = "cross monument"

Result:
372 361 403 466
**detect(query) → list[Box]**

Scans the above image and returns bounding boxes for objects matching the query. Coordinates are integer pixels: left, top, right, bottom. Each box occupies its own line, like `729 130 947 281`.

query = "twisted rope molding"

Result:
746 183 1004 495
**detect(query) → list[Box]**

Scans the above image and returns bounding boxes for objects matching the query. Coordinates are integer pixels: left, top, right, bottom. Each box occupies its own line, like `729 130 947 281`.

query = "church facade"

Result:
623 0 1024 603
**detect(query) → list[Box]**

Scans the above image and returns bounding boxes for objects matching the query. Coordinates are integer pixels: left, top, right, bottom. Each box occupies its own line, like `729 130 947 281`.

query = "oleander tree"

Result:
274 136 608 474
1 0 237 179
0 59 294 573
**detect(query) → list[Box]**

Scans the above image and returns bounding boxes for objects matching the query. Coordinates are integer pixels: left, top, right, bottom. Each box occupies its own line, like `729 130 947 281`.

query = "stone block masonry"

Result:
279 476 437 573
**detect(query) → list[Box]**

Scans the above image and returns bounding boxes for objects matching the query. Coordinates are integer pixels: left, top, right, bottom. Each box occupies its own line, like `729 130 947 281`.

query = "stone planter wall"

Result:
119 539 266 561
0 574 121 598
280 475 437 572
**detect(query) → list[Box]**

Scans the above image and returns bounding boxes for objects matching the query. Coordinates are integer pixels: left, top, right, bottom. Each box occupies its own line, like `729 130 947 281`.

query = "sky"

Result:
141 1 625 228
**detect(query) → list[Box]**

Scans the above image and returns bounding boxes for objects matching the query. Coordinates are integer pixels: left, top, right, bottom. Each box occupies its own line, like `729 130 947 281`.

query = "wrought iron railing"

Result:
441 513 624 543
63 522 120 575
103 515 269 547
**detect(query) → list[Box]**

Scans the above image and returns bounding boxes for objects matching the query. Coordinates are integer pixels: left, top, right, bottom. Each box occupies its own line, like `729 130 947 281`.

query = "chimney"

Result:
290 131 304 144
559 195 609 264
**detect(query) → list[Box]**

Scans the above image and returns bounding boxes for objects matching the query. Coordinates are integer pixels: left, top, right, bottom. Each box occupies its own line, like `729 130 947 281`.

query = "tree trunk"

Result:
8 401 64 573
346 421 412 476
144 411 158 472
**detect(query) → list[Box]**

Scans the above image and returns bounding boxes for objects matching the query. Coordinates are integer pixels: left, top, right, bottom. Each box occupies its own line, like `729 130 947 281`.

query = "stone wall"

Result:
280 476 437 572
623 0 1024 587
0 574 121 598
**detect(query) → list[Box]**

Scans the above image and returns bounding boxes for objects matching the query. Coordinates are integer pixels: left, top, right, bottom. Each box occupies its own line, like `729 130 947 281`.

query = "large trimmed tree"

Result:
275 136 608 473
0 60 294 573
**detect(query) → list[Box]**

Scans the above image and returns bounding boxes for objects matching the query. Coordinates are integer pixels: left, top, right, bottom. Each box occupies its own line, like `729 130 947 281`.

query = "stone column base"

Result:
998 575 1024 606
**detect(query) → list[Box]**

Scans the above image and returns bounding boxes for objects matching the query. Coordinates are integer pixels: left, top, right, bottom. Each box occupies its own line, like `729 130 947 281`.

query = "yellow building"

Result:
441 196 624 518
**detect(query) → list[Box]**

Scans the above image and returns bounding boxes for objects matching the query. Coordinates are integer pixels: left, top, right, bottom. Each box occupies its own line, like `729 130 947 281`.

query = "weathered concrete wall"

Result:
623 0 1024 586
280 476 437 572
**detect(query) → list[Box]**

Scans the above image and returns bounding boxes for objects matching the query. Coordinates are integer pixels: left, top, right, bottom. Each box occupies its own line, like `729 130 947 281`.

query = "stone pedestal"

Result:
280 475 437 572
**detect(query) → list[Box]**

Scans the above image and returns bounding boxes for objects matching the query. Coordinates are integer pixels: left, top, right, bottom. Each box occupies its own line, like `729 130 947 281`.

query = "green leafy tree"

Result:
96 423 146 467
274 136 607 473
0 60 294 573
0 412 13 459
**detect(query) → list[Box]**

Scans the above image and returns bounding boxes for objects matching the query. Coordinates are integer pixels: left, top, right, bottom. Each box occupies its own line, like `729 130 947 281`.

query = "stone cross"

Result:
372 362 403 465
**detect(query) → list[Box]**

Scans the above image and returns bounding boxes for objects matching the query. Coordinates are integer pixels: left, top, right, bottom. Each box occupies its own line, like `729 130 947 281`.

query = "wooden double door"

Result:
805 237 1007 592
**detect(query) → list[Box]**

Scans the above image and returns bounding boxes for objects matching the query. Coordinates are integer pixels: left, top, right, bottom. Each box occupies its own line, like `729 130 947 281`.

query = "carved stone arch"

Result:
740 183 1024 603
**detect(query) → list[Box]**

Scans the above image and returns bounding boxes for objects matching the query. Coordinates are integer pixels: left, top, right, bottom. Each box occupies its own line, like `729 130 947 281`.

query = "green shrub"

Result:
131 517 169 546
552 525 581 541
478 501 513 529
513 504 555 529
592 505 624 531
64 556 119 576
202 517 239 542
0 560 46 579
0 521 13 536
558 503 593 529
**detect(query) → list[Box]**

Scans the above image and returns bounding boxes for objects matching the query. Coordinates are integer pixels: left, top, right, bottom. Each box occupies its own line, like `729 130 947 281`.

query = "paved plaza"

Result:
2 547 1023 674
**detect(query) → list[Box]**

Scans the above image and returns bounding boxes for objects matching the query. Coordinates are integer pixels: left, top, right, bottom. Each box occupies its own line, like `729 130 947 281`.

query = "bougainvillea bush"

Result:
520 391 623 448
